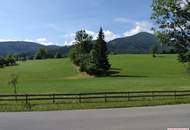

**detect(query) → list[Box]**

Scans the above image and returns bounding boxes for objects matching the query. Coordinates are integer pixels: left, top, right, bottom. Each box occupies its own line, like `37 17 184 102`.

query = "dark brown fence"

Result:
0 90 190 104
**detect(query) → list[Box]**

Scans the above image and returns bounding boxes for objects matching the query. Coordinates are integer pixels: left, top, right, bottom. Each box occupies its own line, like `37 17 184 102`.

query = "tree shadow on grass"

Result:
111 68 122 71
109 75 148 78
107 68 148 78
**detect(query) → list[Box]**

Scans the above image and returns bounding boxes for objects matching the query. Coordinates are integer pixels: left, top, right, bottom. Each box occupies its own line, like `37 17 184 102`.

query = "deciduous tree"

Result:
151 0 190 62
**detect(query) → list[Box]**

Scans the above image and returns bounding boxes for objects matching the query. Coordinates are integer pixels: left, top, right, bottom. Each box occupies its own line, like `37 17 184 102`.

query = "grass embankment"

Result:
0 97 190 112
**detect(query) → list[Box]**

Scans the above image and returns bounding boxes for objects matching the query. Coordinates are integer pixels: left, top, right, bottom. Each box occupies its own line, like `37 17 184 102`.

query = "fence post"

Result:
79 93 82 103
128 92 130 101
105 92 107 102
175 91 177 99
15 94 18 103
152 91 154 100
25 94 28 104
53 94 55 104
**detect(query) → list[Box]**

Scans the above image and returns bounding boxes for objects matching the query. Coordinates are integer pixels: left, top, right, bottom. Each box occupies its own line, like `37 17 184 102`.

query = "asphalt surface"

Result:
0 104 190 130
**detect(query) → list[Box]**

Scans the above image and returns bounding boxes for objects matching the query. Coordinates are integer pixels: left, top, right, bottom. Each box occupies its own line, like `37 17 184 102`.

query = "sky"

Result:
0 0 153 46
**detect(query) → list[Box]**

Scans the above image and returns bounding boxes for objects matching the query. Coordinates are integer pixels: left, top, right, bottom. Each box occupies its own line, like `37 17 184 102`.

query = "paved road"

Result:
0 105 190 130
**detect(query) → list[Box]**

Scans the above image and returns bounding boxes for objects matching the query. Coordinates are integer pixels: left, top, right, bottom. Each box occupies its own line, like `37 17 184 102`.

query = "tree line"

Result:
0 55 16 68
0 48 63 68
34 48 62 60
12 48 63 61
69 28 111 76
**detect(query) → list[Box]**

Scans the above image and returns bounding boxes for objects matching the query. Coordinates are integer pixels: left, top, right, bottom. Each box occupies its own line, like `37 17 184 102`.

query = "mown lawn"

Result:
0 54 190 94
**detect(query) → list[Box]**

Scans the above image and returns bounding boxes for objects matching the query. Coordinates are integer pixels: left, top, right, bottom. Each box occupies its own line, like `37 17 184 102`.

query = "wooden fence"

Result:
0 90 190 104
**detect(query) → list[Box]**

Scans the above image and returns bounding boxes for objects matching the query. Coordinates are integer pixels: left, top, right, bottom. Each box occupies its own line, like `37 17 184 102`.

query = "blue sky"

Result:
0 0 153 46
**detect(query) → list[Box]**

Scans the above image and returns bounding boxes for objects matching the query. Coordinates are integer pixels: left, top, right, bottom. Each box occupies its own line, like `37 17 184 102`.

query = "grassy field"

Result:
0 54 190 94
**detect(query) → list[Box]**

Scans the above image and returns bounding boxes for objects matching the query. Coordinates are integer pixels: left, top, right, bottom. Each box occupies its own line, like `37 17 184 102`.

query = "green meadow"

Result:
0 54 190 94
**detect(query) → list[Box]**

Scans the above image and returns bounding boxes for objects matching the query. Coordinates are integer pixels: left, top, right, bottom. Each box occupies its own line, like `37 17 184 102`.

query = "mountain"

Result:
0 32 168 56
0 41 60 56
108 32 161 54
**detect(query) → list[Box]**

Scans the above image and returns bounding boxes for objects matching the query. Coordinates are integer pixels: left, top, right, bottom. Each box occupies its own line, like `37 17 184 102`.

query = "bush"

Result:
0 55 16 68
54 52 62 59
6 55 16 65
34 48 48 60
69 47 80 66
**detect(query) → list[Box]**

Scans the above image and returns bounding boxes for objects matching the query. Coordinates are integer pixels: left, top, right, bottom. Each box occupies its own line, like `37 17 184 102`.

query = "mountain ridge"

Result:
0 32 164 56
107 32 160 54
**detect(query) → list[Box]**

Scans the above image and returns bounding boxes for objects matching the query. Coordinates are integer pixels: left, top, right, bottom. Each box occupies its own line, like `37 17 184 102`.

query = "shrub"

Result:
34 48 48 60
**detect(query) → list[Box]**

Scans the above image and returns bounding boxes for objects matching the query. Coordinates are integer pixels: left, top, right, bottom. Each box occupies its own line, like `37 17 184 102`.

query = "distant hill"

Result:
0 41 60 56
108 32 161 54
0 32 170 56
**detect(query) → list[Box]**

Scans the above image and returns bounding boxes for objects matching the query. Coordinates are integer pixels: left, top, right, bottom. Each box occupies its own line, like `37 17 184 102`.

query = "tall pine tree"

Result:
94 27 111 72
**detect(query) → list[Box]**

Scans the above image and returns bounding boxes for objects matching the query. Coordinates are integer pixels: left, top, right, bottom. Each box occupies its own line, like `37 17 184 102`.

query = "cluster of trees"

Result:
12 49 63 61
34 48 62 60
14 52 34 61
69 28 111 76
151 43 178 58
0 55 16 68
152 0 190 63
150 45 175 57
0 48 63 68
34 48 49 60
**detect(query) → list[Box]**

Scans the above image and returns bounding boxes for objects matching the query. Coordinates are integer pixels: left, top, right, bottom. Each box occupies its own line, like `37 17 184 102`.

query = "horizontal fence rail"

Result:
0 90 190 104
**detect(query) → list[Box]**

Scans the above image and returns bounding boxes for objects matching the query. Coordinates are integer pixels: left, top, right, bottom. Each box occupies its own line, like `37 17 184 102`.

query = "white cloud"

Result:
104 30 119 41
63 30 119 46
123 21 153 37
64 40 76 46
86 30 119 41
0 38 56 46
35 38 54 46
24 39 34 42
0 39 17 42
63 33 76 46
86 30 97 38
